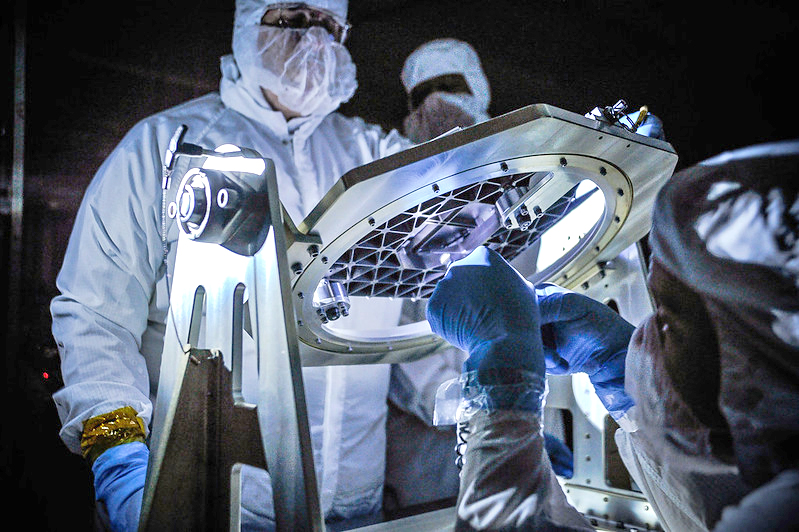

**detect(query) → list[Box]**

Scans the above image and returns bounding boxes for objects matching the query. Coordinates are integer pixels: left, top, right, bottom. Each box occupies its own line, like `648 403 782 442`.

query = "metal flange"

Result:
286 104 678 365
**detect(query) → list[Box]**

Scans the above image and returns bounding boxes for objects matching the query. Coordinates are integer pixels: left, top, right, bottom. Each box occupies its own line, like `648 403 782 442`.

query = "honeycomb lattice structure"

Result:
327 175 583 300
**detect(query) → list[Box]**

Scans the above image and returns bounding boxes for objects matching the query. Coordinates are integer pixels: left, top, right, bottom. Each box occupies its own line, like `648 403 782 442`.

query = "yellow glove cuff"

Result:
81 406 147 465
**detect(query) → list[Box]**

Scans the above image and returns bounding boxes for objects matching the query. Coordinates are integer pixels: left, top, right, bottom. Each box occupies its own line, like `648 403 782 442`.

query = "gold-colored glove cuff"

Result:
81 406 147 465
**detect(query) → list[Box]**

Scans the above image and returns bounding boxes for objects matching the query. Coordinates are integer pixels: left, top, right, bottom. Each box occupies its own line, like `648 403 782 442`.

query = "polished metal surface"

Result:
286 104 677 366
144 150 323 531
140 348 268 531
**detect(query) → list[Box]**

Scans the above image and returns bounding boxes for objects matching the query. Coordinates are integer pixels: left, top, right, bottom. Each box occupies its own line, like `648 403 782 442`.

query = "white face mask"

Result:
233 25 357 117
403 91 490 144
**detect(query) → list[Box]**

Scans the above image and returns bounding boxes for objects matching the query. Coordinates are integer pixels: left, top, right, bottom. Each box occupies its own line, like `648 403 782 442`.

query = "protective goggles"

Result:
261 5 351 43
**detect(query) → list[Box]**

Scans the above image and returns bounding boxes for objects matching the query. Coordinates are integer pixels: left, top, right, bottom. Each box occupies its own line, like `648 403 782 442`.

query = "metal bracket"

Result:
141 146 324 531
141 348 267 531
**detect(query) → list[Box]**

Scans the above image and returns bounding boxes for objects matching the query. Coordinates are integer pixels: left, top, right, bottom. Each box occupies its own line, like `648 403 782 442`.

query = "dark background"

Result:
2 0 797 529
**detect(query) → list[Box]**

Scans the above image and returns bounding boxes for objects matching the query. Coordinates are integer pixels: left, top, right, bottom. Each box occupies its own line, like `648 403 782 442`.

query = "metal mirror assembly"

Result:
287 103 677 367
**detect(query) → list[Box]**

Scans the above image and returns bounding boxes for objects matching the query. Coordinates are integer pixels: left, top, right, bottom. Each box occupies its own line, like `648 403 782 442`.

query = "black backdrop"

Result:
5 1 798 529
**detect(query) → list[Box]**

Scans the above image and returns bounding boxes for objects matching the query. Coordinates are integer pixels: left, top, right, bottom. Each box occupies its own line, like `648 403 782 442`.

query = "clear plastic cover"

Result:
433 369 548 426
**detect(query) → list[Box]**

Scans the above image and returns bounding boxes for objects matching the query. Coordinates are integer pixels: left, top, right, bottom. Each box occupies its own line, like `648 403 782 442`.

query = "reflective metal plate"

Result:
286 104 677 365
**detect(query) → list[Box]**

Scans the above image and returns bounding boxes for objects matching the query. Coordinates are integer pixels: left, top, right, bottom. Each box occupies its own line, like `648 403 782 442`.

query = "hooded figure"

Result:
50 1 414 530
400 38 491 143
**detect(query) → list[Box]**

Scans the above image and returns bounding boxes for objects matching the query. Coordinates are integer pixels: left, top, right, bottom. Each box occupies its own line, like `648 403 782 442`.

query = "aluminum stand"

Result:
140 146 323 531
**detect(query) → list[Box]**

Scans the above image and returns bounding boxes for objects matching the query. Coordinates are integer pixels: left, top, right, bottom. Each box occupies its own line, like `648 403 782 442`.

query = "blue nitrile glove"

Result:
544 433 574 478
92 441 148 532
426 246 545 410
536 284 635 421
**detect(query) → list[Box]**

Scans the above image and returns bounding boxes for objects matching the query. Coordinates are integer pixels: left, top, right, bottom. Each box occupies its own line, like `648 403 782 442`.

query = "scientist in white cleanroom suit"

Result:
49 1 419 530
400 38 491 144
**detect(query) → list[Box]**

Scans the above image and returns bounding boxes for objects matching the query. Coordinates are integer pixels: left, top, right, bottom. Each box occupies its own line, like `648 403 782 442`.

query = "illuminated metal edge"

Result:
146 154 323 531
286 104 677 365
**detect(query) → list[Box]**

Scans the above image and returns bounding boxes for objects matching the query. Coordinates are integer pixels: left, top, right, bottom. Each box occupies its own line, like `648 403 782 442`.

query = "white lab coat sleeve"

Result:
356 116 411 160
444 373 593 531
389 343 466 424
377 126 411 158
455 407 594 531
50 118 171 454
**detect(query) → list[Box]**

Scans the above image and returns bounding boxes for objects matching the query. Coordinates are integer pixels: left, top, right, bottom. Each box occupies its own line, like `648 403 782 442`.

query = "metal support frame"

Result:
286 104 677 365
140 149 323 531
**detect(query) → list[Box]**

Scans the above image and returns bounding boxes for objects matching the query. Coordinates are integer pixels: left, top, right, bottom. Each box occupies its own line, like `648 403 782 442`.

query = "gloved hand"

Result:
428 248 595 532
536 283 635 421
92 441 149 532
403 91 488 144
426 246 545 410
544 433 574 478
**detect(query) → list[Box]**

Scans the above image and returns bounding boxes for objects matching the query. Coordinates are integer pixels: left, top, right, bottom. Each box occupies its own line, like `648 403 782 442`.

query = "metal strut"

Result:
141 348 267 531
140 140 323 531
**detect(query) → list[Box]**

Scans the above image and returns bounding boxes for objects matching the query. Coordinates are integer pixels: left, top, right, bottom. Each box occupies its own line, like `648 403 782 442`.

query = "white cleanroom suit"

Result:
51 0 414 529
